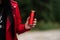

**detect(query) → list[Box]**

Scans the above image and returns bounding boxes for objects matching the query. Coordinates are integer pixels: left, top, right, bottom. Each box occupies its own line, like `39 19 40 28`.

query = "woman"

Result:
0 0 37 40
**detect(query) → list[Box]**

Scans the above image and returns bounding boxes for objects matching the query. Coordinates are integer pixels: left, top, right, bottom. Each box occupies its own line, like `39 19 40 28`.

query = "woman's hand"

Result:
25 17 37 30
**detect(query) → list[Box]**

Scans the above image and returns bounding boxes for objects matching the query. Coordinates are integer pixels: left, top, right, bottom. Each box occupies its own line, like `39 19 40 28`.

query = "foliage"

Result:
16 0 60 30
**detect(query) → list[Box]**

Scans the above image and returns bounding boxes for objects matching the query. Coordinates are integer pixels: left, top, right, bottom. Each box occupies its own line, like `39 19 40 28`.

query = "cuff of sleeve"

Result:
16 24 30 34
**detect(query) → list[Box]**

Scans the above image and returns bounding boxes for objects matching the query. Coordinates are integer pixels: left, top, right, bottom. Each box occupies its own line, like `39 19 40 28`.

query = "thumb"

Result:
26 17 30 23
27 17 30 21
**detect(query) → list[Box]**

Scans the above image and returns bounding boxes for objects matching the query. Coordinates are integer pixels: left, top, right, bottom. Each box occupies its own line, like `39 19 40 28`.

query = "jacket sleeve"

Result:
12 1 30 34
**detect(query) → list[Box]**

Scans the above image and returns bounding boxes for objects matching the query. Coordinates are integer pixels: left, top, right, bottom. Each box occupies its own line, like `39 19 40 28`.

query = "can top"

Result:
31 10 35 13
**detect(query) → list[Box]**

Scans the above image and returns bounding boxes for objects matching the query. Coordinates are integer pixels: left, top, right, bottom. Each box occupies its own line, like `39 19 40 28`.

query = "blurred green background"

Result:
16 0 60 30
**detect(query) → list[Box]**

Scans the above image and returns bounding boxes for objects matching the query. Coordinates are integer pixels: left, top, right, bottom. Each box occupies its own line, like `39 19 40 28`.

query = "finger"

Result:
32 25 35 28
32 26 35 28
34 18 37 21
31 23 36 28
32 21 37 27
33 21 37 24
33 23 36 26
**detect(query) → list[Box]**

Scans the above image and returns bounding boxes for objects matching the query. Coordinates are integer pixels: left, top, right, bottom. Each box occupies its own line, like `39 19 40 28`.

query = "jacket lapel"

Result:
6 17 11 32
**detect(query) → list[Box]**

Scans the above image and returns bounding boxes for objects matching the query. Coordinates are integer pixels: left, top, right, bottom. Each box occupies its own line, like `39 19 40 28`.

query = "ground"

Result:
17 29 60 40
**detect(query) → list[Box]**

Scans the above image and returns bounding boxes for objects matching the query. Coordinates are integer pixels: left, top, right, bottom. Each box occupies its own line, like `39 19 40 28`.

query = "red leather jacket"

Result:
6 1 29 40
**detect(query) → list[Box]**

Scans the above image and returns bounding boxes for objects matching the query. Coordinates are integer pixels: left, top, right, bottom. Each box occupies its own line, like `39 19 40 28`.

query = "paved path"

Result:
17 30 60 40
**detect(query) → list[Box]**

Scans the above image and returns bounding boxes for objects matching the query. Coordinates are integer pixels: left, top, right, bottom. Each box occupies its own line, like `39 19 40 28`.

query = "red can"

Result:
29 10 35 26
